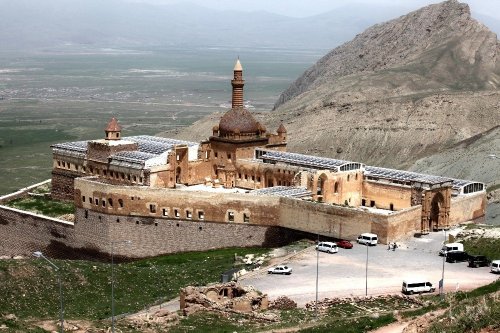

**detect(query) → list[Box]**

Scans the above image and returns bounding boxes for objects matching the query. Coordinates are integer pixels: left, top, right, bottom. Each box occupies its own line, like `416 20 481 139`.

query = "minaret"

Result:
231 58 244 109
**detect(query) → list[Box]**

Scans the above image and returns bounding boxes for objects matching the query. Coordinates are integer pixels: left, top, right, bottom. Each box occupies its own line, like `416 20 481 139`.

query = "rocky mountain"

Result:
266 0 500 180
173 1 500 189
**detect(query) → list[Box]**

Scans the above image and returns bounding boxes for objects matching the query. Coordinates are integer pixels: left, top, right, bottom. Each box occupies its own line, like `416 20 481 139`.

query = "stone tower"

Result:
105 117 122 140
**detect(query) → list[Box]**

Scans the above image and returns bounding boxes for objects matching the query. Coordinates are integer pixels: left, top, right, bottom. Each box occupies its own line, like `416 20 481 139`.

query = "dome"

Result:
105 117 121 132
218 108 261 135
277 123 287 133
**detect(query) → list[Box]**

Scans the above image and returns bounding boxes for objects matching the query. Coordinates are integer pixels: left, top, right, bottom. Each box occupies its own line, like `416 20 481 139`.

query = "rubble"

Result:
180 282 273 320
305 294 423 315
269 296 297 310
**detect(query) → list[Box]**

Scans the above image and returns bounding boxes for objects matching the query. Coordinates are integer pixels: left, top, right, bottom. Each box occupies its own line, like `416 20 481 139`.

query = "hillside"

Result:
172 1 500 188
267 0 500 173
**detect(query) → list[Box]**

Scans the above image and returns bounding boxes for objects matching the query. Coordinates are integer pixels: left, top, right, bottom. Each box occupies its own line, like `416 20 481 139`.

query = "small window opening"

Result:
150 204 156 213
243 214 250 223
162 208 169 217
390 203 394 211
228 212 234 222
118 199 124 208
95 198 99 205
108 198 113 207
186 210 192 219
370 200 375 207
198 211 205 220
174 209 180 218
82 195 86 202
362 199 366 206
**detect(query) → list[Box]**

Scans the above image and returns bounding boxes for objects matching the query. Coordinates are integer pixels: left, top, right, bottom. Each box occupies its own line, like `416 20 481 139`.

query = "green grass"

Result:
0 247 268 321
5 196 74 217
461 237 500 261
426 280 500 333
297 314 396 333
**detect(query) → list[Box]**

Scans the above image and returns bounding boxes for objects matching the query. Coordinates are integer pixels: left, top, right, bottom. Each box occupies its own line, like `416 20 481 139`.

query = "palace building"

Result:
49 59 486 255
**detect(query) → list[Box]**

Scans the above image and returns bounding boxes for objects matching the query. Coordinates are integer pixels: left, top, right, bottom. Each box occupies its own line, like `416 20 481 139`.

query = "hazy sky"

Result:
129 0 500 20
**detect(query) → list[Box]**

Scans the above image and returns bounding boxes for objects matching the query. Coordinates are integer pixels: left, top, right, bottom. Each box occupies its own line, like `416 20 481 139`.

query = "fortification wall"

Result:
279 198 384 243
0 205 80 258
75 178 281 226
0 202 301 260
384 205 422 242
449 192 486 224
75 208 300 258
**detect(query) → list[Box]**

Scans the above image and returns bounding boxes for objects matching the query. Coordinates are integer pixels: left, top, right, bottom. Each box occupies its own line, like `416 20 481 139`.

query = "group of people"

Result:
387 242 398 251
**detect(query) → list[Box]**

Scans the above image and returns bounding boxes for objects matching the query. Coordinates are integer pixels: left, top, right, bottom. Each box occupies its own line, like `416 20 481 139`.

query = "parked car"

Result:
402 279 435 295
267 265 292 275
468 255 490 268
446 251 469 263
491 260 500 273
336 240 353 249
357 233 378 246
316 241 338 254
439 242 464 256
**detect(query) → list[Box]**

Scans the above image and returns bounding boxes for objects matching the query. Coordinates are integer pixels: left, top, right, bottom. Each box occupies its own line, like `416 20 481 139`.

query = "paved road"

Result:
241 230 498 306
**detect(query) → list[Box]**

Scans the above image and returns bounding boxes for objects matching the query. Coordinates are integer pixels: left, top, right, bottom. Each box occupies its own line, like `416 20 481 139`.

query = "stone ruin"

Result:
180 282 274 319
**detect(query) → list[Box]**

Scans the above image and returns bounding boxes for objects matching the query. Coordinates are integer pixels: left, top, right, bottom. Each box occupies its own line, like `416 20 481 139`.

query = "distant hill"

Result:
0 0 489 51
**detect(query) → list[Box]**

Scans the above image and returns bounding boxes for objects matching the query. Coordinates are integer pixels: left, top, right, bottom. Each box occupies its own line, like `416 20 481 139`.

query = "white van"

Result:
357 233 378 246
439 242 464 256
402 279 435 295
491 260 500 274
316 241 338 254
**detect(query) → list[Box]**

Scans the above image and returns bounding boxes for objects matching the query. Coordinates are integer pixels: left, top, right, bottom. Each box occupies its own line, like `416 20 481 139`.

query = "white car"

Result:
316 241 338 254
267 265 292 275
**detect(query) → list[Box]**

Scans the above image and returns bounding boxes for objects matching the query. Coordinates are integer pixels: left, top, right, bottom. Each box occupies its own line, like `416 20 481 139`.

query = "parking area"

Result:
241 230 498 307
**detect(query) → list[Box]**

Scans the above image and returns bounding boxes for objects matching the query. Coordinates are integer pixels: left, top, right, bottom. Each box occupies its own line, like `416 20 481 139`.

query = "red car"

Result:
336 240 353 249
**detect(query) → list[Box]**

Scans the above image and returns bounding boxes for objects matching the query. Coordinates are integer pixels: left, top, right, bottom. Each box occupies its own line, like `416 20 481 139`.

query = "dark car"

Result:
337 240 353 249
468 255 490 268
446 251 469 263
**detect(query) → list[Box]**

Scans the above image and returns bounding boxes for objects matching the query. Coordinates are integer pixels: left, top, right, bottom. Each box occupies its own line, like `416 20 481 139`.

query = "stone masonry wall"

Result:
278 197 395 243
76 209 301 258
449 192 486 224
0 203 302 260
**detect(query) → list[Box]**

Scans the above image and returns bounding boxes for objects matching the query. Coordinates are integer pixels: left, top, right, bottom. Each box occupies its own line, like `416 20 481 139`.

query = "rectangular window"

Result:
370 200 375 207
150 204 156 213
82 196 86 202
198 211 205 220
228 153 231 159
243 213 249 223
162 208 169 217
228 212 234 222
174 209 180 218
95 198 99 205
186 210 192 219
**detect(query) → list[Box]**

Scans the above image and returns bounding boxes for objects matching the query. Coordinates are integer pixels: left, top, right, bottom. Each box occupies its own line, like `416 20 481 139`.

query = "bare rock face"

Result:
266 0 500 176
274 0 500 109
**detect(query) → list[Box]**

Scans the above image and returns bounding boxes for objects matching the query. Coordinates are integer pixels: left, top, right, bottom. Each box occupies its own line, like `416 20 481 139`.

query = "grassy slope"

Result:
0 247 268 321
